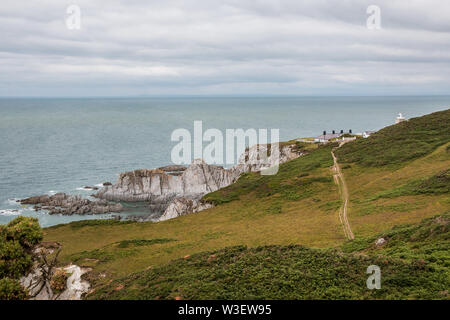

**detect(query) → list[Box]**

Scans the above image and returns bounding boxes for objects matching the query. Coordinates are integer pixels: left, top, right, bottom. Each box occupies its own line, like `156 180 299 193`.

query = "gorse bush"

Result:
4 216 43 248
0 216 43 300
0 278 28 300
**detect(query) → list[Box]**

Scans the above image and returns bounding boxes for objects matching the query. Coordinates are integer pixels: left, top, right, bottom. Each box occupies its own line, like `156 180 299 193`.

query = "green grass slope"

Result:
87 214 449 300
203 142 335 205
335 109 450 167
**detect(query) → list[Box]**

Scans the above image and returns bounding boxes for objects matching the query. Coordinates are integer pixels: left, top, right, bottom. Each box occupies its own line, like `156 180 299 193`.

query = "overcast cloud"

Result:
1 0 449 96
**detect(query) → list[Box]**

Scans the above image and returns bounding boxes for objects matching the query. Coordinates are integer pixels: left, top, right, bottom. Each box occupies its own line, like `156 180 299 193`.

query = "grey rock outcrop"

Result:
20 243 90 300
20 193 123 215
21 264 90 300
158 197 214 222
95 143 304 221
94 159 241 203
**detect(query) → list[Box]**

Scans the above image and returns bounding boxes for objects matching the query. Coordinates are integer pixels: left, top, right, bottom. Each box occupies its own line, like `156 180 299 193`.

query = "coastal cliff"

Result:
95 143 303 221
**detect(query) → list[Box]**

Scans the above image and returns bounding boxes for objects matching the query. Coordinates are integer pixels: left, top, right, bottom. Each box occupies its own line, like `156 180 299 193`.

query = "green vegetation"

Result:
370 169 450 200
117 238 175 248
335 109 450 167
88 214 449 300
48 219 134 230
69 238 177 265
0 278 29 300
203 143 335 205
0 216 43 300
342 213 449 273
39 110 449 300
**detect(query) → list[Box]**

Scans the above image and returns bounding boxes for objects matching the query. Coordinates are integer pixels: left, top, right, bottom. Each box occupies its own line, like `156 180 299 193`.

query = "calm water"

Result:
1 96 449 227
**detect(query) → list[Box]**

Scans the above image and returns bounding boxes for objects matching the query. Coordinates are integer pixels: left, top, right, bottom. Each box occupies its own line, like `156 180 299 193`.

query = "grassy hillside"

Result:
335 109 450 167
41 110 450 299
44 142 344 285
341 140 449 237
203 142 335 205
87 214 449 300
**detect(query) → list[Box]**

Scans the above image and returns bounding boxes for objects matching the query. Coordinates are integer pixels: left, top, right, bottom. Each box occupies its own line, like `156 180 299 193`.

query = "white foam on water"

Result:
6 198 20 206
95 183 103 187
47 190 58 195
75 187 92 191
0 209 21 216
22 205 36 211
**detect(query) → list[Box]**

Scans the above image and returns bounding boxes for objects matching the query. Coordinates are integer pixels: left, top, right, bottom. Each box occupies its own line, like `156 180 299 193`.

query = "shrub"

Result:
5 216 43 248
0 278 28 300
0 240 33 279
50 269 68 293
0 217 43 300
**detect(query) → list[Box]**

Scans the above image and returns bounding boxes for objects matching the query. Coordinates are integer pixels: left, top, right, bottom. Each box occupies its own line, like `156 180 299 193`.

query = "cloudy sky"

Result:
1 0 449 97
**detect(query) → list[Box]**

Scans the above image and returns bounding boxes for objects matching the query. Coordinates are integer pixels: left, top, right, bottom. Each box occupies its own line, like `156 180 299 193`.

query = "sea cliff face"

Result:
95 159 241 203
95 143 303 221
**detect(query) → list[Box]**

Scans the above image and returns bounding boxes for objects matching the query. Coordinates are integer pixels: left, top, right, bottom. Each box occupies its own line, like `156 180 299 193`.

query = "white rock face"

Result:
96 143 303 221
96 161 241 202
58 265 90 300
21 264 90 300
375 238 386 246
158 197 214 222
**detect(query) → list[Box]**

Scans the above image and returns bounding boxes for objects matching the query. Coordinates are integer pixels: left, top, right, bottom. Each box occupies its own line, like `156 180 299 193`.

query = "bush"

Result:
0 217 43 300
50 269 68 294
0 278 28 300
5 216 43 248
0 240 33 279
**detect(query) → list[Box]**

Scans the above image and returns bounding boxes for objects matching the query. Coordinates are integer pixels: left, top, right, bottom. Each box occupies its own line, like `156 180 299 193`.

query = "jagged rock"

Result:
20 242 90 300
103 182 112 186
21 264 90 300
83 186 98 190
95 143 303 221
94 161 241 203
158 197 214 221
20 193 123 215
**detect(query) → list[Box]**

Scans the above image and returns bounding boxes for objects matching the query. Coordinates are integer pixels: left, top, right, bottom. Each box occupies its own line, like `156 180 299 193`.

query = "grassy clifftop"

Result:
335 109 450 167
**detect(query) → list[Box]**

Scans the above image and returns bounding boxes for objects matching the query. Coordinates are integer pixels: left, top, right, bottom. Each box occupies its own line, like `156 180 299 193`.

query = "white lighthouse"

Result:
395 113 406 124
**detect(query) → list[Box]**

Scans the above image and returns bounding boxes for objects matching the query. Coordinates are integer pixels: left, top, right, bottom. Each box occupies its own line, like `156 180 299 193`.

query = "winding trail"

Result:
331 145 354 240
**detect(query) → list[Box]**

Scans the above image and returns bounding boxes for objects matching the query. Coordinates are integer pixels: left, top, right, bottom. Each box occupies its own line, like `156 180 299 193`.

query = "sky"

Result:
1 0 450 97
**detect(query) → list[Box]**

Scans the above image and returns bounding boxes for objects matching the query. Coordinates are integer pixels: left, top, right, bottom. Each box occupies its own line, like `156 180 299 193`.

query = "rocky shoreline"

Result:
20 143 303 222
20 193 123 216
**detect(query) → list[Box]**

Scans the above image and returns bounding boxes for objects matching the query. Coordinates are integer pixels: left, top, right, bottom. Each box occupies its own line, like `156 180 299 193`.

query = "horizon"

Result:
1 94 450 99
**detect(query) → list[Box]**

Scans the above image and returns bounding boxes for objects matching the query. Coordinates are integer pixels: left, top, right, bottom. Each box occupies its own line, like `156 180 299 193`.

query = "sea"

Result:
1 96 448 227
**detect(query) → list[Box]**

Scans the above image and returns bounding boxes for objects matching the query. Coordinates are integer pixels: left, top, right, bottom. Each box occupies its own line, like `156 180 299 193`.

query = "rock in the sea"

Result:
20 193 123 215
103 182 112 186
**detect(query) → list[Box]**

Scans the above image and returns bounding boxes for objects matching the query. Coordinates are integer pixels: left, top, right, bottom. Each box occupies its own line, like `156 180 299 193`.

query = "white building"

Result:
396 113 406 124
314 133 342 143
362 130 376 138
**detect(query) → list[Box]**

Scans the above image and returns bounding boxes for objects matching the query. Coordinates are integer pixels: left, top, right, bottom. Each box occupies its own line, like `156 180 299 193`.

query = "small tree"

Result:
0 216 43 300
